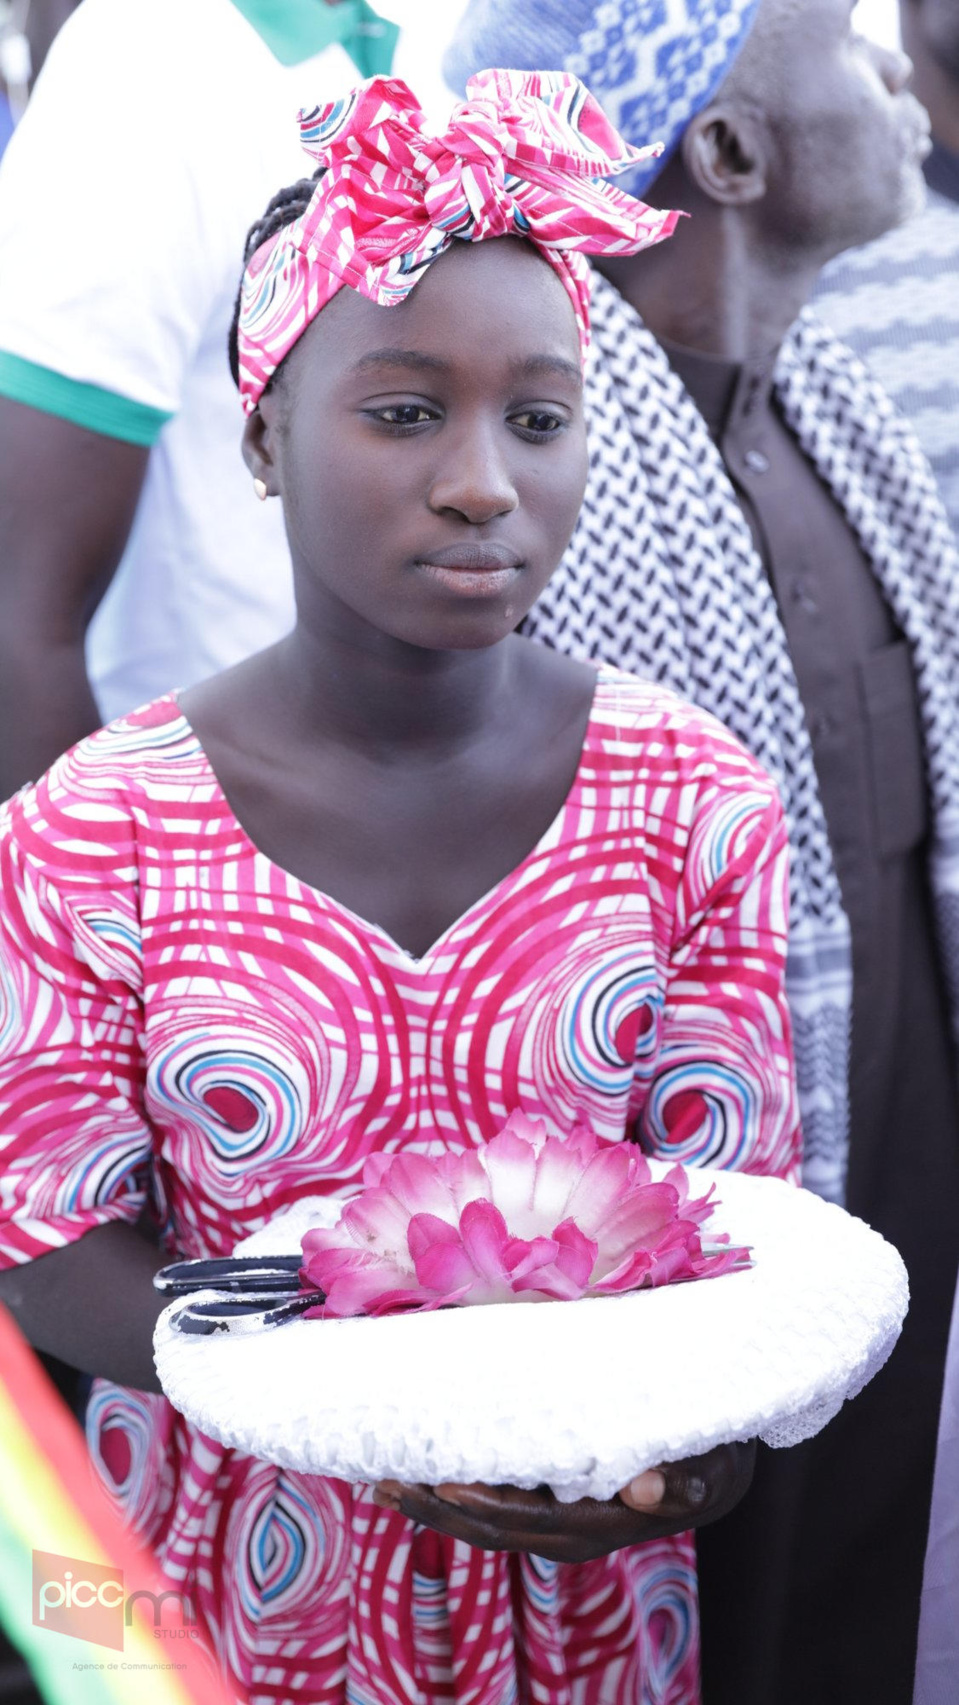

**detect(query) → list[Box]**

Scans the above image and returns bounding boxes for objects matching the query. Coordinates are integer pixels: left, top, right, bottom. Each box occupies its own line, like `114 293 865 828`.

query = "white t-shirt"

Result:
0 0 445 721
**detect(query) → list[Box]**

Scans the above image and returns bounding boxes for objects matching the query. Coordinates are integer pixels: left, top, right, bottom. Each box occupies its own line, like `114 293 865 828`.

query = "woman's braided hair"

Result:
227 168 326 390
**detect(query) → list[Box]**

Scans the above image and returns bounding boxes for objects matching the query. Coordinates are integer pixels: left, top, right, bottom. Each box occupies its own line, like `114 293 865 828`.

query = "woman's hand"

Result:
371 1439 756 1562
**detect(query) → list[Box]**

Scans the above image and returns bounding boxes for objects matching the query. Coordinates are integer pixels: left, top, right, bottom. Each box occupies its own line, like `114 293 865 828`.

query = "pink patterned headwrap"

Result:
236 68 681 412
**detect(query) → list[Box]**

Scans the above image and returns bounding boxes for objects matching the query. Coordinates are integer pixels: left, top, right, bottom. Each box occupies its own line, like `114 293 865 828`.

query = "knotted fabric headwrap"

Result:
445 0 764 195
236 68 682 413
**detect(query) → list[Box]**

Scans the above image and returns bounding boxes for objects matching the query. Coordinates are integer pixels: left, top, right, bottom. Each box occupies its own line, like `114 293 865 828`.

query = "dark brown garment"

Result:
662 339 959 1705
925 138 959 207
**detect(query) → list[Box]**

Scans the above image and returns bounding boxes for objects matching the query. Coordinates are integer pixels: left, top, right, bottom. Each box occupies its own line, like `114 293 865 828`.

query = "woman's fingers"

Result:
373 1479 540 1551
618 1469 667 1511
371 1443 758 1561
433 1482 556 1522
370 1479 405 1511
618 1442 756 1523
371 1479 666 1561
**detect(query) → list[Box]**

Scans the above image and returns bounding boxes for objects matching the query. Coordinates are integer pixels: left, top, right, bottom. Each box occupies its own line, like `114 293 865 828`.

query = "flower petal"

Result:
501 1225 597 1302
339 1185 414 1258
433 1148 491 1215
526 1133 592 1230
407 1212 461 1264
589 1182 682 1277
552 1219 598 1290
498 1110 550 1152
361 1151 394 1188
459 1199 512 1284
510 1265 584 1301
479 1129 539 1230
505 1234 561 1282
377 1153 459 1223
300 1231 396 1289
364 1286 453 1316
320 1253 416 1317
408 1213 477 1296
561 1143 635 1237
301 1224 344 1262
591 1247 654 1293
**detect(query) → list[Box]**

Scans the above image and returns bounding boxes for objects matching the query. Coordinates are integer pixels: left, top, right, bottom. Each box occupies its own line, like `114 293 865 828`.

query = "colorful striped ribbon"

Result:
0 1305 232 1705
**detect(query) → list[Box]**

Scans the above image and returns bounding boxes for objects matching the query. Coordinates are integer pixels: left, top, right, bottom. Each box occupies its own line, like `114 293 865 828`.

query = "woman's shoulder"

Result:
1 695 209 879
589 666 780 797
587 669 786 898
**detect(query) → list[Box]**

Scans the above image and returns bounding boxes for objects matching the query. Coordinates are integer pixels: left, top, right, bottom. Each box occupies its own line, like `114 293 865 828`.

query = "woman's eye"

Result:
512 410 565 437
370 404 436 428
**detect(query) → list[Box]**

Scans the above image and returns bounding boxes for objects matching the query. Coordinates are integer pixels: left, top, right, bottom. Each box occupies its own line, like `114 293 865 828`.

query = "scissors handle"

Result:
169 1289 326 1336
155 1254 303 1297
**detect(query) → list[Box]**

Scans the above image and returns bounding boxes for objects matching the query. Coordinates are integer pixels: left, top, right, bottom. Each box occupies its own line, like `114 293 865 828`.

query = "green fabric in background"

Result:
229 0 399 74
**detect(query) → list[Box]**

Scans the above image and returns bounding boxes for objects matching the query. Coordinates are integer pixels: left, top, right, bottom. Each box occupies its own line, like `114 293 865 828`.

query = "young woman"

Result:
0 73 799 1705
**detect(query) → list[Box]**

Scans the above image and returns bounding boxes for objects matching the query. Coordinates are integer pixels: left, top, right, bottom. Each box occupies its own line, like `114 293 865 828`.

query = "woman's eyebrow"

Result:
348 351 582 385
350 349 450 375
514 355 583 387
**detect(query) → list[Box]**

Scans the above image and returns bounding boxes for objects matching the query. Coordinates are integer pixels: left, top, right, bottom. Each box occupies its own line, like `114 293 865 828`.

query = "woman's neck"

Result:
272 613 520 757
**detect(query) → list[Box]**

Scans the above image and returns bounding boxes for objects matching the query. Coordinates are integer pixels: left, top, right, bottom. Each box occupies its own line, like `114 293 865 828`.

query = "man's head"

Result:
447 0 931 269
677 0 930 259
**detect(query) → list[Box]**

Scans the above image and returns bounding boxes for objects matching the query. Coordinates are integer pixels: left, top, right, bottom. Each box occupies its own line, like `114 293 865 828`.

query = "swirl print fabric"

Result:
0 670 799 1705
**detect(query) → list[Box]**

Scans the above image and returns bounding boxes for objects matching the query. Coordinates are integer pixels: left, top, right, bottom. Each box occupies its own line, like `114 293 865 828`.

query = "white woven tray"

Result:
154 1165 908 1502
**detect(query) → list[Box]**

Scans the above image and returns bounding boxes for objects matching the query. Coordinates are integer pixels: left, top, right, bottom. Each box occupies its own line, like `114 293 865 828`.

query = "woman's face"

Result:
244 238 589 653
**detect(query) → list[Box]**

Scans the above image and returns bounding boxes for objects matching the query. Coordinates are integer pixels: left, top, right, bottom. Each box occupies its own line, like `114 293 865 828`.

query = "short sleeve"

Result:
0 775 153 1267
632 774 801 1183
0 0 230 437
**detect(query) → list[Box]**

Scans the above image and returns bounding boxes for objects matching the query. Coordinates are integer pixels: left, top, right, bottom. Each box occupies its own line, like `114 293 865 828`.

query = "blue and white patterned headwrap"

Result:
444 0 763 194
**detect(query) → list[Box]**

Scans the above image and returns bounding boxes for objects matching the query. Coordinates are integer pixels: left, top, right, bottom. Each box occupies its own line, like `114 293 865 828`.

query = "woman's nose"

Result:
427 430 519 524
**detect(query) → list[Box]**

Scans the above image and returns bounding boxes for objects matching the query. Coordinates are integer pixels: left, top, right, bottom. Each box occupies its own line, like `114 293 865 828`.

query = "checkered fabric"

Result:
525 276 959 1203
444 0 762 193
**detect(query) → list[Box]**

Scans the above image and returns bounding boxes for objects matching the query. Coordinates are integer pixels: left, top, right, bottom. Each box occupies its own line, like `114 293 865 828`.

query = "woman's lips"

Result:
415 542 523 596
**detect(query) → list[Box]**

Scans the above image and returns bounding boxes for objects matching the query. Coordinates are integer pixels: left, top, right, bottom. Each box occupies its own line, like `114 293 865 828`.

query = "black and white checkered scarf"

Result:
526 274 959 1202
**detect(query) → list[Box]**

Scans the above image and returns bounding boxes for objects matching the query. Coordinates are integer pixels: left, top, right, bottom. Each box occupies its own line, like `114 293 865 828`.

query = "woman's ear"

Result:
680 100 768 207
241 396 282 497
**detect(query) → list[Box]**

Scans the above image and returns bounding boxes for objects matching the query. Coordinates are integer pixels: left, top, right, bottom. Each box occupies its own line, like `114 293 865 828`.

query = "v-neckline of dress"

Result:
169 675 605 969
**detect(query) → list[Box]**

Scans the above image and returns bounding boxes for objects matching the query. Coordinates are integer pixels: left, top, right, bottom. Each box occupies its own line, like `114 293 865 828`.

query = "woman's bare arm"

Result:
0 1222 168 1392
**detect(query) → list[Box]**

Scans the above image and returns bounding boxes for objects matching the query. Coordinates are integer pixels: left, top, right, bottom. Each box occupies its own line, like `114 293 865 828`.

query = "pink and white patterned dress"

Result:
0 670 799 1705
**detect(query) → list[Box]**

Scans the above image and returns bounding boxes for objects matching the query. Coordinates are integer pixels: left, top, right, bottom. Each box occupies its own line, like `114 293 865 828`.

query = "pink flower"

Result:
300 1113 749 1318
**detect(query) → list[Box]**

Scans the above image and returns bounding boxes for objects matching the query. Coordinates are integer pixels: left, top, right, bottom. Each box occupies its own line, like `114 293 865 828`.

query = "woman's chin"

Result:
393 608 533 654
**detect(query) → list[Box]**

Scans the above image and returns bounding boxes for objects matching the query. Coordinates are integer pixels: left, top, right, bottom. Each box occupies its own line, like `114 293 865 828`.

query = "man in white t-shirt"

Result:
0 0 443 794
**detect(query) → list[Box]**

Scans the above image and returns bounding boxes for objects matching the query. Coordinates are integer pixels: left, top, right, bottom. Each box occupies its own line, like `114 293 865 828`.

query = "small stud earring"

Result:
253 477 268 502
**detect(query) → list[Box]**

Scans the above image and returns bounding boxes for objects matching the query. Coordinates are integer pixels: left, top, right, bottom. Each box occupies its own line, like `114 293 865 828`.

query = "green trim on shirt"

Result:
0 352 172 446
228 0 398 74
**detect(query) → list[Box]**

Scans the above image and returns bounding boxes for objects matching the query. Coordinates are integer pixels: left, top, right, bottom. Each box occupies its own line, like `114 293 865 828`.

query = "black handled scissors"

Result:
155 1253 325 1335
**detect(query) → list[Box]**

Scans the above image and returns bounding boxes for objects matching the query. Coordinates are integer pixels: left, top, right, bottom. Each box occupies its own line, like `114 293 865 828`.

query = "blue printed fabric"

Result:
445 0 762 192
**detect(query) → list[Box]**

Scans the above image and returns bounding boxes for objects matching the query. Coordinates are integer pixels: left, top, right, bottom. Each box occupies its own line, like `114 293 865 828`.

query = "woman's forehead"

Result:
304 240 583 381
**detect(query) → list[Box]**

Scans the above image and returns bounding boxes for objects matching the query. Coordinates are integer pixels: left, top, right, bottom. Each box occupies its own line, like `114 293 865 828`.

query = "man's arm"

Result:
0 397 148 795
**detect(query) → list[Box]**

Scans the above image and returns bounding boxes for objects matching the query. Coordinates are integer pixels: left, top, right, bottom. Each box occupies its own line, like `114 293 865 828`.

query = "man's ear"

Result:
241 395 282 497
680 101 768 206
